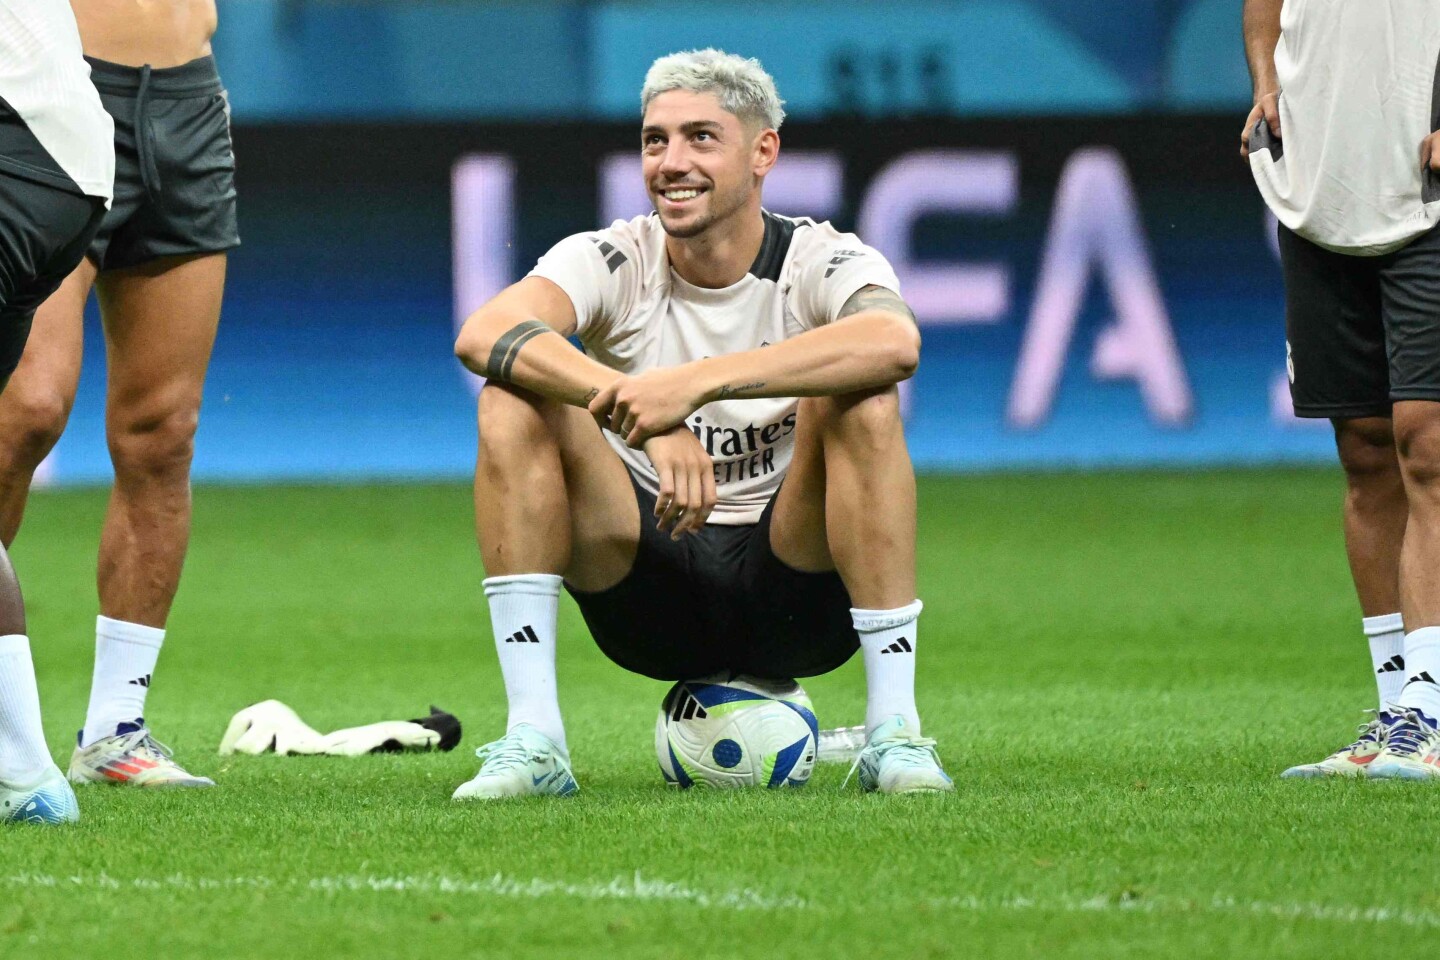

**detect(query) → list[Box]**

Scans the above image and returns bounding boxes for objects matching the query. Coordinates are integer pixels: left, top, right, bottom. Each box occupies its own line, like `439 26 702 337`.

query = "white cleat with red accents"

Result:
68 721 214 789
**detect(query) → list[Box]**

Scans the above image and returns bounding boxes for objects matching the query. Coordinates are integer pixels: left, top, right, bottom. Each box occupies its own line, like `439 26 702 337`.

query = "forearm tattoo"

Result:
716 381 766 400
837 284 917 325
485 319 555 381
580 386 600 405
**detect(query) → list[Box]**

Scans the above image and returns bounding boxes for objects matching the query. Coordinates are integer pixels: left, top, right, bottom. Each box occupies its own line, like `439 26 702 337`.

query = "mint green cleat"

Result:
2 766 79 825
452 724 579 801
846 716 954 794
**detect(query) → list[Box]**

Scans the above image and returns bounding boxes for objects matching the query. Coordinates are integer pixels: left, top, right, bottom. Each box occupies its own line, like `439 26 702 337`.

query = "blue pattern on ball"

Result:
712 738 743 768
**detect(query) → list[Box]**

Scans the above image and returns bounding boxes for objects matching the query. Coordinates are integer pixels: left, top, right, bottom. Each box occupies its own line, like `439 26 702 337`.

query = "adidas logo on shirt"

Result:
1406 670 1438 687
880 637 913 655
504 626 540 644
1378 655 1407 674
128 674 151 688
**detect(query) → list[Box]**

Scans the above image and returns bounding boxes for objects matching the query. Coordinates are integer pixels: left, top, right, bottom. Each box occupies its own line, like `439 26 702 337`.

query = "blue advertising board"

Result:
38 117 1329 487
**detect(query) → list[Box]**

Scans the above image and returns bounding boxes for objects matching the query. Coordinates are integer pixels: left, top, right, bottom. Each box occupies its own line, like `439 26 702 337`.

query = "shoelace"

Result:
474 735 542 773
109 728 177 764
841 733 941 789
1342 711 1386 751
1381 710 1437 759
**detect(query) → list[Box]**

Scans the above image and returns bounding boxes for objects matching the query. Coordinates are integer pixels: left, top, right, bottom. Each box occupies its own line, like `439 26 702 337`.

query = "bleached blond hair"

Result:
641 49 786 130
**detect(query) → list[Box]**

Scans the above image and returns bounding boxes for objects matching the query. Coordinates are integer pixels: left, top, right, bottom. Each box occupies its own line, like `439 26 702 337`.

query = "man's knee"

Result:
0 385 72 470
1394 404 1440 493
477 382 557 458
108 404 199 483
810 385 904 457
1334 417 1399 488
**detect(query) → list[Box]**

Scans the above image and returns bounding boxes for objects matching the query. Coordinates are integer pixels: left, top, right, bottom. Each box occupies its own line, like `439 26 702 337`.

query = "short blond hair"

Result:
641 49 786 130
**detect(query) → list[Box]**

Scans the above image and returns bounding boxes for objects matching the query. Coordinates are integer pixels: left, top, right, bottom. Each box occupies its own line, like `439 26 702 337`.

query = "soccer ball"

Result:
655 676 819 788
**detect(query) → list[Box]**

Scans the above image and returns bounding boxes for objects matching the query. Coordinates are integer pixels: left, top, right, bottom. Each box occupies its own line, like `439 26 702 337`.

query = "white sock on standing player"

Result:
485 574 567 750
1364 613 1406 711
1396 626 1440 721
82 616 164 747
0 634 55 785
854 600 924 736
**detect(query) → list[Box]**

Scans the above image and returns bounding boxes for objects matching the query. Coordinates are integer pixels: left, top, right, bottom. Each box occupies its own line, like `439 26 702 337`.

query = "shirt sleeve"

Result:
526 227 640 344
787 232 904 330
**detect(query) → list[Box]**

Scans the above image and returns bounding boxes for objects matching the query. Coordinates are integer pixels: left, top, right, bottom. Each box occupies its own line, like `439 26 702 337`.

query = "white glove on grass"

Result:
218 700 326 756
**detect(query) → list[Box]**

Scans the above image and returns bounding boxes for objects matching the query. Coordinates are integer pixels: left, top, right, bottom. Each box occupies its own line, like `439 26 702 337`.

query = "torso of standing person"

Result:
1249 0 1440 256
71 0 216 67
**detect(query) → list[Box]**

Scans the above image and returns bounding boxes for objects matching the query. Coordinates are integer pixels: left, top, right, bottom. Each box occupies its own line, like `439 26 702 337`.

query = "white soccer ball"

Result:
655 676 819 789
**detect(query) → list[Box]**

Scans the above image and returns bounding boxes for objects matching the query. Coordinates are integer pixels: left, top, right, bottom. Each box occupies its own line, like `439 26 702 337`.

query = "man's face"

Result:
641 90 764 239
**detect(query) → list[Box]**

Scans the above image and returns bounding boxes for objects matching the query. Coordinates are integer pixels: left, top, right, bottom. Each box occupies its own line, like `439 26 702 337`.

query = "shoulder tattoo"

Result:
485 319 556 381
837 284 917 325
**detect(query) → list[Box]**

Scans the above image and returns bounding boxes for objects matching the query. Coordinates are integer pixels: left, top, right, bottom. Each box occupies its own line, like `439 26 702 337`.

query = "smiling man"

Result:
452 49 951 799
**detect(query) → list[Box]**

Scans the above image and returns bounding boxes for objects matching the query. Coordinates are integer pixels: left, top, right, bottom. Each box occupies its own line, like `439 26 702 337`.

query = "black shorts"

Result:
1281 222 1440 418
566 477 858 682
85 55 239 272
0 107 106 381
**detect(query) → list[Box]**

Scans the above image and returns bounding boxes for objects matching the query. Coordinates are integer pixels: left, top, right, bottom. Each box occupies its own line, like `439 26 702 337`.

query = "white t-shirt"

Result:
0 0 113 201
529 211 903 525
1249 0 1440 255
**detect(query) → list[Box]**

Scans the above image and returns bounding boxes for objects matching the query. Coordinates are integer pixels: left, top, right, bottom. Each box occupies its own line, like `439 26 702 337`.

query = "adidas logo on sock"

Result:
1405 670 1437 687
504 625 540 644
128 674 151 688
1378 655 1407 674
880 637 913 655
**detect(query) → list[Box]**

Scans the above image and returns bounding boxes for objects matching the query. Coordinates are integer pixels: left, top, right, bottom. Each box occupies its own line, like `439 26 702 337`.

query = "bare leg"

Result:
771 385 915 607
474 381 639 587
0 259 95 546
1390 401 1440 720
457 383 639 796
95 253 224 627
1333 417 1406 617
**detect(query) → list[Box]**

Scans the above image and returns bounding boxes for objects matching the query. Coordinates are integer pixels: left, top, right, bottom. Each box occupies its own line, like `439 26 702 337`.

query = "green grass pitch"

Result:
4 470 1439 959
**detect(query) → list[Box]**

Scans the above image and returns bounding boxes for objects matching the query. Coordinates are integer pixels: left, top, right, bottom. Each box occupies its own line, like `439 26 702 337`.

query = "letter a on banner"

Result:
1007 148 1191 428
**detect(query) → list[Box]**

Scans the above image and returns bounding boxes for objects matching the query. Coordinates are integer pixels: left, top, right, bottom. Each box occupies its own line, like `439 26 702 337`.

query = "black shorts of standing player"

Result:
1281 222 1440 418
0 108 106 384
567 477 859 682
84 55 239 271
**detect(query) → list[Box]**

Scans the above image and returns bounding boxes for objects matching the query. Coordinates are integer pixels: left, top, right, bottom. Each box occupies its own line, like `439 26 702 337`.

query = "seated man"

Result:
452 48 952 799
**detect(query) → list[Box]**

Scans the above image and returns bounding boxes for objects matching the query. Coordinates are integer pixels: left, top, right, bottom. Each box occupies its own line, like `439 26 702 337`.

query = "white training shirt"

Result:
0 0 113 200
529 211 903 525
1249 0 1440 255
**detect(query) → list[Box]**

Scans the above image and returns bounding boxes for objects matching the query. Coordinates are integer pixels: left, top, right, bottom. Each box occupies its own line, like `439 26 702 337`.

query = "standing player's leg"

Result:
1280 418 1408 778
1275 224 1409 778
768 384 951 793
454 381 640 801
0 260 93 545
0 175 106 824
64 252 224 789
1333 418 1409 703
1367 226 1440 778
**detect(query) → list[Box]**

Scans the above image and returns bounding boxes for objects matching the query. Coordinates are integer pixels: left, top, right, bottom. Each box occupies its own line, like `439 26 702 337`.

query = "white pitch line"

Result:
3 872 1438 929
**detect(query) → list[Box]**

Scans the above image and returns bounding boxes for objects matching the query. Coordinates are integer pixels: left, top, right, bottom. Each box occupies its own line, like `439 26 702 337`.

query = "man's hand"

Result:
1422 131 1440 177
641 426 717 538
1241 91 1281 159
589 367 708 448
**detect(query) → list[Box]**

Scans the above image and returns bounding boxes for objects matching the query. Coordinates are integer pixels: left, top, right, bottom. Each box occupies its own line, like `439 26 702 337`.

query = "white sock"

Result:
484 574 566 750
853 600 923 736
1364 612 1407 711
1397 626 1440 721
0 634 56 784
81 616 164 747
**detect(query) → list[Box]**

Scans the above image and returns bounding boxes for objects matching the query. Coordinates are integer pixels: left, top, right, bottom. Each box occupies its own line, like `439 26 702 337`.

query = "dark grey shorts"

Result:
0 103 106 380
85 55 239 272
565 475 858 682
1281 223 1440 419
